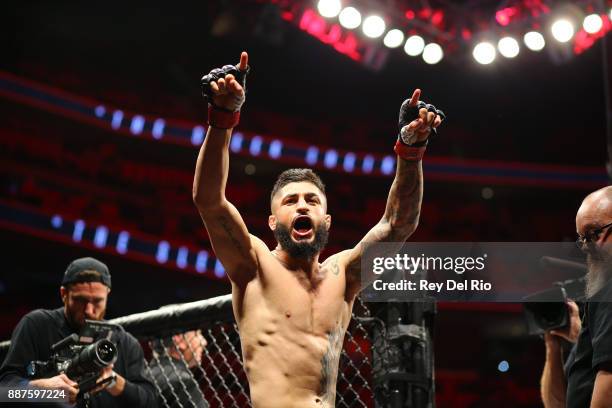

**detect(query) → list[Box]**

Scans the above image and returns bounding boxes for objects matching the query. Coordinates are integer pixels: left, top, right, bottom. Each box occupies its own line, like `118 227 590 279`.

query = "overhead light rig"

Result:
272 0 612 67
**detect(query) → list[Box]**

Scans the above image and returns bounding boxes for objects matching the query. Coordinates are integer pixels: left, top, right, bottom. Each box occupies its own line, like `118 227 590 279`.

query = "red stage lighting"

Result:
418 7 432 19
431 10 444 28
298 8 361 61
495 7 518 27
574 15 612 54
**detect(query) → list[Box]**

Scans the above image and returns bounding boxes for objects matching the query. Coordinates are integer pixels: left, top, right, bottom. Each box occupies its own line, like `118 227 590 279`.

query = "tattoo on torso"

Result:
332 258 340 275
319 326 344 403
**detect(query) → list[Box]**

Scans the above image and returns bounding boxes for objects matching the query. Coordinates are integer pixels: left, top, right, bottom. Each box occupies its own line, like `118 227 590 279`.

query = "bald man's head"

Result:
577 186 612 298
576 186 612 236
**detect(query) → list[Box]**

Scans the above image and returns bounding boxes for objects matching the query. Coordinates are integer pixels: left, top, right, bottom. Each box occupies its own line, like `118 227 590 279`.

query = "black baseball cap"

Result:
62 257 112 289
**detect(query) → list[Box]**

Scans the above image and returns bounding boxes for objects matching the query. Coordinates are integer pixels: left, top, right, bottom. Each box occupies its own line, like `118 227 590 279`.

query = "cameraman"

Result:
541 186 612 407
0 257 157 407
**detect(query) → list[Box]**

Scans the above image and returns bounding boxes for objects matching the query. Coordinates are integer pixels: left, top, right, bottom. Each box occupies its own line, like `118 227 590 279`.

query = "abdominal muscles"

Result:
243 322 345 408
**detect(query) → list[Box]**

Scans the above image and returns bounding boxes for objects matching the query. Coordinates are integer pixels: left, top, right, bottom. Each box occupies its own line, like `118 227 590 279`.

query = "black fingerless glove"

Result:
200 64 250 129
201 64 249 111
394 98 446 161
397 99 446 146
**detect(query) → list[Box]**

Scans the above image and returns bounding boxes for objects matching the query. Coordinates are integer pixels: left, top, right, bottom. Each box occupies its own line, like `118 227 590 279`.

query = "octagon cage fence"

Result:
0 294 435 407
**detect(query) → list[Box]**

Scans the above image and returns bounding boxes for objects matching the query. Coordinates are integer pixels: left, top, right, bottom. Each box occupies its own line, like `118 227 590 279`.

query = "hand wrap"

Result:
395 98 446 161
201 64 250 129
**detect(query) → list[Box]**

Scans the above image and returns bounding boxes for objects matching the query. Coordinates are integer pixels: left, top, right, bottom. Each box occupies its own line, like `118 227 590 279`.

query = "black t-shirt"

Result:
566 281 612 407
0 308 158 408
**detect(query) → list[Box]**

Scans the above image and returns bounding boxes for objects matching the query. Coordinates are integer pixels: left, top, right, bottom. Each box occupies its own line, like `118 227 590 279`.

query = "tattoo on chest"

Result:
319 326 344 403
332 258 340 276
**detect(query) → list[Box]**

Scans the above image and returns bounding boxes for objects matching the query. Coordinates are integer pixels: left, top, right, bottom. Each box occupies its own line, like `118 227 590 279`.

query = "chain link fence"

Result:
116 295 376 408
0 295 437 407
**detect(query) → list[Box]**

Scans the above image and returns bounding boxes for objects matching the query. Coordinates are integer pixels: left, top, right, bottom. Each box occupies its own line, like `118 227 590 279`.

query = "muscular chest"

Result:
246 257 350 334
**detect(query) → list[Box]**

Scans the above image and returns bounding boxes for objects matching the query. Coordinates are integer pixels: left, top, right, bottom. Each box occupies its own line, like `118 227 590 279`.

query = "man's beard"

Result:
585 246 612 298
274 222 329 260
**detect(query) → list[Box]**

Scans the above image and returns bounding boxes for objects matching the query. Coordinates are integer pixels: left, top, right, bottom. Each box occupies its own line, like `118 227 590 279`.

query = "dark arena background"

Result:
1 0 611 407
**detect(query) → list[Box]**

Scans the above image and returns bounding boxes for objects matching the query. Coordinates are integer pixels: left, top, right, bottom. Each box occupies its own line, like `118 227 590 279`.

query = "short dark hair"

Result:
270 168 326 203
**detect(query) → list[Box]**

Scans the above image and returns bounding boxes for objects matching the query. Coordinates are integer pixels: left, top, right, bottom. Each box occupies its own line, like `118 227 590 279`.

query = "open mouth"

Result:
292 215 313 238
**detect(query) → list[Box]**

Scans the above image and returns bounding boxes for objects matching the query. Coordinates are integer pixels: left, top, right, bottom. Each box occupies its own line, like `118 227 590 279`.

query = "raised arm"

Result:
193 52 258 287
343 89 444 294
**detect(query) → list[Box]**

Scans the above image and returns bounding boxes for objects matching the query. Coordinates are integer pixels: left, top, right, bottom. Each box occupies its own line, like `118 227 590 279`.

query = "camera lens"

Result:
66 339 117 378
96 340 117 364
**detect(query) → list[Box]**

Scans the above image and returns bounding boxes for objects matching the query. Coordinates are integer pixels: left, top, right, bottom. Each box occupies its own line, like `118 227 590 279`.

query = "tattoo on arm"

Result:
340 156 423 293
217 215 244 253
382 160 422 239
346 161 422 289
319 326 344 404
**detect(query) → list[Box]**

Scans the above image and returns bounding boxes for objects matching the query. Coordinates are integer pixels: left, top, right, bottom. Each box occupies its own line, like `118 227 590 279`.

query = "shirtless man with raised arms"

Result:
193 52 444 408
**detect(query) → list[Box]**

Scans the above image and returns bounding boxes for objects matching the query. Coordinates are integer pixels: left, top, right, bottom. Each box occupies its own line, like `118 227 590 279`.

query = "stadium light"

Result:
473 42 496 64
383 29 404 48
317 0 342 18
404 35 425 56
551 19 575 43
583 14 603 34
362 15 386 38
422 43 443 64
498 36 519 58
338 7 361 29
523 31 545 51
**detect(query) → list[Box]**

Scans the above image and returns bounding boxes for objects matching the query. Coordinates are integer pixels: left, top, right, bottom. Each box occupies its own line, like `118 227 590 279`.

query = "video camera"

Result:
522 256 586 336
26 320 121 398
